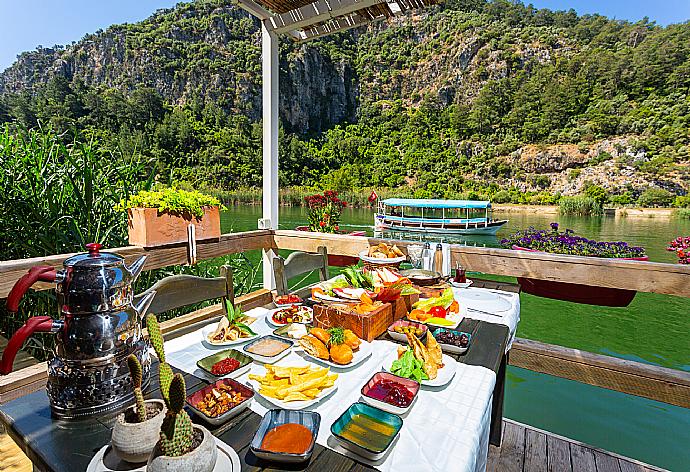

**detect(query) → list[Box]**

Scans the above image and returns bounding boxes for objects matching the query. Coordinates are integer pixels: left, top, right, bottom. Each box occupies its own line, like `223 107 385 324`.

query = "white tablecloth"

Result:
165 306 498 472
453 287 520 350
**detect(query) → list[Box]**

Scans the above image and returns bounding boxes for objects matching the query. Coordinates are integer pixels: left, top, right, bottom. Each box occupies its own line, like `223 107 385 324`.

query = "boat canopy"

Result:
381 198 492 209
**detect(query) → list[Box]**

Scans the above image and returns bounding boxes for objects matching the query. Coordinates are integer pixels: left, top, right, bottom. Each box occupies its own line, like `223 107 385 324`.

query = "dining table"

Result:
0 279 517 472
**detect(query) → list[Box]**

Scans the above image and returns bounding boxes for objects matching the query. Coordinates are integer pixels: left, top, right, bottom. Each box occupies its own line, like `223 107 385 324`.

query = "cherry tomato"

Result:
428 305 447 318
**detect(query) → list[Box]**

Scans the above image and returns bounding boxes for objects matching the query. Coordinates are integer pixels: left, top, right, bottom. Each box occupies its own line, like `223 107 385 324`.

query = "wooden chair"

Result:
133 266 234 338
273 247 329 296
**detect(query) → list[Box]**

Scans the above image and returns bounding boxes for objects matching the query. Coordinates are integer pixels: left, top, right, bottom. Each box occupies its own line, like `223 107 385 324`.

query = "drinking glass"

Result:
407 245 424 269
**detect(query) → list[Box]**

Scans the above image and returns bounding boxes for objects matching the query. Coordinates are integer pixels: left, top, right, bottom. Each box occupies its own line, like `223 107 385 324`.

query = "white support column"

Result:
261 23 280 290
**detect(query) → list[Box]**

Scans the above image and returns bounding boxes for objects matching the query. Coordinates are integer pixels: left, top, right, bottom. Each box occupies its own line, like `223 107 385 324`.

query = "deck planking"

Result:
488 420 667 472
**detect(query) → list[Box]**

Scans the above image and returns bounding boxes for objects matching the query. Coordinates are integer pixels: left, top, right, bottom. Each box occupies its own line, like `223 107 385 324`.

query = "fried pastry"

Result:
343 329 361 350
309 327 331 345
299 335 329 359
329 343 354 365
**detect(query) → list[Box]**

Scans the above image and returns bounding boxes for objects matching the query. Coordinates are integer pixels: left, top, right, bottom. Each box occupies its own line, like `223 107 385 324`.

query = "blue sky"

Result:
1 0 689 71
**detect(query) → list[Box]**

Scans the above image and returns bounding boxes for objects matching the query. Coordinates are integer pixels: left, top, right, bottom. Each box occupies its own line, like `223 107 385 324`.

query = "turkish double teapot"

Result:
1 243 156 419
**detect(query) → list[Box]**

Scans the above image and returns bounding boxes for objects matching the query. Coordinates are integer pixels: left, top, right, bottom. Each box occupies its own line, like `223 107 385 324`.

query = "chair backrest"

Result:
133 265 234 316
273 247 328 295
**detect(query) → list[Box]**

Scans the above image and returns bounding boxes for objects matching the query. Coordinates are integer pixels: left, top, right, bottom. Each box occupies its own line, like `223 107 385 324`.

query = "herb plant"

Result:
501 224 646 259
118 187 224 218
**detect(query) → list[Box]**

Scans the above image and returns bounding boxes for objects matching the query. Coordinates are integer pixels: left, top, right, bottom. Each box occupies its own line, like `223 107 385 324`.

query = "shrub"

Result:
492 189 512 203
637 188 674 207
610 192 633 206
584 184 609 206
673 195 690 208
676 208 690 220
559 196 603 216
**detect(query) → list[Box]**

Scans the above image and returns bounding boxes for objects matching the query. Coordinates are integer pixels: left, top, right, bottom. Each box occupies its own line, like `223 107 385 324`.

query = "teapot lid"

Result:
64 243 124 269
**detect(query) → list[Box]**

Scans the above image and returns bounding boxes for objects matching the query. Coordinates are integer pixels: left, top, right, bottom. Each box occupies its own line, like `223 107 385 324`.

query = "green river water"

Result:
221 205 690 471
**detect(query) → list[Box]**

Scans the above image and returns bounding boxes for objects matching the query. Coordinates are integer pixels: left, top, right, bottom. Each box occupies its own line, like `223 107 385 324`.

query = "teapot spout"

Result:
126 255 148 282
133 290 157 318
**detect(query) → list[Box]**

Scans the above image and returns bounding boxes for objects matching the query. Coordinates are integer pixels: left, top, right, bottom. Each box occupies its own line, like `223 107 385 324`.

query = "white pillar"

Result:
261 23 279 290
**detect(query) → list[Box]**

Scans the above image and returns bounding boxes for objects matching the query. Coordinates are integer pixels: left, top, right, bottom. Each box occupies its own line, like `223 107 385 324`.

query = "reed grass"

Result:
558 196 603 216
676 208 690 219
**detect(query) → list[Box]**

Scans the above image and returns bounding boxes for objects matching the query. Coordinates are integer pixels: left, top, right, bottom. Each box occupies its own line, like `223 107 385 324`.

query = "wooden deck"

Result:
488 420 667 472
0 418 668 472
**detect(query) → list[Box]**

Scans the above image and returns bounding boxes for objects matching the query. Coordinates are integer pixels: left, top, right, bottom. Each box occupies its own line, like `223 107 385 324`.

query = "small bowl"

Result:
250 409 320 463
431 328 472 354
243 335 293 364
196 349 253 378
399 269 441 286
330 402 402 461
387 319 428 343
186 378 254 426
360 372 419 415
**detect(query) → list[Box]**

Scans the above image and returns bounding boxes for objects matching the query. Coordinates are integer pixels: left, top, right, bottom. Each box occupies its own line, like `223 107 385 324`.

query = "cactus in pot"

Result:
111 355 166 463
147 314 174 403
148 373 217 472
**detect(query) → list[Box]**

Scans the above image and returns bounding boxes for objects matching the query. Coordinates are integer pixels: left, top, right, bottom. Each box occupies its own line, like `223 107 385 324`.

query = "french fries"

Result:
249 365 338 402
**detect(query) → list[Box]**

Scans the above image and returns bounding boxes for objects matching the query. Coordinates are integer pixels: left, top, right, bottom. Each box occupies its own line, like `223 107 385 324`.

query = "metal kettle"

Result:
1 243 156 419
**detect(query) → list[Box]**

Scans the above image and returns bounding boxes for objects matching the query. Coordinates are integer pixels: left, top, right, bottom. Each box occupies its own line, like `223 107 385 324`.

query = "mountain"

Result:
1 0 689 205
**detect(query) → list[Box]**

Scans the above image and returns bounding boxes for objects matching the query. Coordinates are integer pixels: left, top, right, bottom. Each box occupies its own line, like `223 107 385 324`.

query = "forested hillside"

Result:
1 0 689 206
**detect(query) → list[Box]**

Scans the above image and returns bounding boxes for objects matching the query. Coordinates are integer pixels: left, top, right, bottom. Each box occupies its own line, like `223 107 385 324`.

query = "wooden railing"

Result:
1 229 689 408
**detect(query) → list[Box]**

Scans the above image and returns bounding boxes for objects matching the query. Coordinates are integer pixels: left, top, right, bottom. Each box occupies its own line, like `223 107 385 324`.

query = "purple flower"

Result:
550 222 559 231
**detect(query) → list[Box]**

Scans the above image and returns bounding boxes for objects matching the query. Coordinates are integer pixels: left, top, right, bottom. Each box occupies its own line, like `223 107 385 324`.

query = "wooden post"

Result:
261 23 279 290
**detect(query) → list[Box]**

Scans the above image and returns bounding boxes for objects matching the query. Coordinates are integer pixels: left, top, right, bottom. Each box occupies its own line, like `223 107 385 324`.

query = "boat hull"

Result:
374 216 507 235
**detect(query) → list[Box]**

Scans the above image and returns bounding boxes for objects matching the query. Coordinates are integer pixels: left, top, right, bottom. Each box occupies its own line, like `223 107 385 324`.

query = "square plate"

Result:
250 409 320 463
186 378 254 426
242 336 293 364
430 328 471 354
360 372 419 415
196 349 253 378
331 402 402 461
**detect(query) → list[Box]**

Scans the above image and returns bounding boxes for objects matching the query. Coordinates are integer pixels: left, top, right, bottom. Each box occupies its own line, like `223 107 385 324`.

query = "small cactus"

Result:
146 314 166 364
159 373 193 457
159 362 174 405
127 354 147 423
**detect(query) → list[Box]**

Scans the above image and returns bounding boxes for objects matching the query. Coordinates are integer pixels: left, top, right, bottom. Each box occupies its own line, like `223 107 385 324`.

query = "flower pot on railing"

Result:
512 246 649 307
127 206 221 247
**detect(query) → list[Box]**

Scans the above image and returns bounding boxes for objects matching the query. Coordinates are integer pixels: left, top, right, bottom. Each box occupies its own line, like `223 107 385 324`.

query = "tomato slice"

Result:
428 305 447 318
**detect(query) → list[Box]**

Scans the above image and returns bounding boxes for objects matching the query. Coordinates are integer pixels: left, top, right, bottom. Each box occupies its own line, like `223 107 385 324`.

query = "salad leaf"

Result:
235 322 257 336
413 288 455 311
400 285 421 296
391 349 428 382
225 298 244 323
342 266 374 290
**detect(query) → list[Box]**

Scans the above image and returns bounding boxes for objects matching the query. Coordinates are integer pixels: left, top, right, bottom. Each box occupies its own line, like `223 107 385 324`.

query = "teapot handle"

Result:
6 266 57 313
0 316 54 375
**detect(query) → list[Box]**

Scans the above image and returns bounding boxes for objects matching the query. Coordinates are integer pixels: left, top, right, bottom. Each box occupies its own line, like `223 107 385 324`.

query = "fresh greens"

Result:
391 349 428 382
327 327 345 346
118 187 225 218
342 266 374 290
224 299 257 336
413 288 455 311
400 285 421 296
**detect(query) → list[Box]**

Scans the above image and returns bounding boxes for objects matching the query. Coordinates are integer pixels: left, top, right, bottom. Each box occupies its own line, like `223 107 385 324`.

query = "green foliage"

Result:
146 314 166 364
584 184 610 207
127 354 147 423
637 188 674 207
559 196 603 216
676 208 690 219
673 195 690 208
119 187 224 218
159 374 194 457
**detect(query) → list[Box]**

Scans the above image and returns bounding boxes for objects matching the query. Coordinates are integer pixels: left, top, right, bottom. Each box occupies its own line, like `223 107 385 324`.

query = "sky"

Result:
1 0 689 71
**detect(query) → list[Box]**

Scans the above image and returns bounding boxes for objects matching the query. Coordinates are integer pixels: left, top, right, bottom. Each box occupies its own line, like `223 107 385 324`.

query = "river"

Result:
221 205 690 471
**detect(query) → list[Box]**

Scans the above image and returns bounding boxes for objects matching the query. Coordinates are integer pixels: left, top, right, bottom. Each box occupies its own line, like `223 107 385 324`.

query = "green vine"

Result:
117 187 225 218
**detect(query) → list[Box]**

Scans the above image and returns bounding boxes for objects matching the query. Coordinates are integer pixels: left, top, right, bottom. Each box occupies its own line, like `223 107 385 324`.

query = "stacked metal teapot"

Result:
1 243 156 420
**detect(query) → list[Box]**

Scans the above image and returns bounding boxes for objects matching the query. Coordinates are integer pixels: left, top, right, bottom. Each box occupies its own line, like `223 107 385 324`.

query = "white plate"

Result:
413 303 466 330
201 324 260 347
242 336 293 364
453 288 512 312
87 436 240 472
359 250 406 265
382 351 457 387
450 279 473 289
247 362 339 410
297 340 373 369
265 306 313 327
311 292 345 303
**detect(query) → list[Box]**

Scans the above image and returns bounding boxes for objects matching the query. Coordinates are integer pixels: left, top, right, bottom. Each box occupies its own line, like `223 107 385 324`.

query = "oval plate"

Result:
201 323 259 348
382 351 457 387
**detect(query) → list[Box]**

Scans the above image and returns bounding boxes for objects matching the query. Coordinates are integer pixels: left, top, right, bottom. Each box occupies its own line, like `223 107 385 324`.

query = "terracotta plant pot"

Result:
127 206 221 247
512 246 649 307
147 425 217 472
111 399 166 463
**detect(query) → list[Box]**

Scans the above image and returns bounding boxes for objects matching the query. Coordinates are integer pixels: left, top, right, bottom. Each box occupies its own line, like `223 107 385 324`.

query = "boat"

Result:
374 198 508 235
295 226 366 266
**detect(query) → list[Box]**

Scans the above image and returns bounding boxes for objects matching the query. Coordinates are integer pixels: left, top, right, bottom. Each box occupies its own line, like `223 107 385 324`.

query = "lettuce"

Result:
391 349 428 382
412 288 455 311
399 285 421 296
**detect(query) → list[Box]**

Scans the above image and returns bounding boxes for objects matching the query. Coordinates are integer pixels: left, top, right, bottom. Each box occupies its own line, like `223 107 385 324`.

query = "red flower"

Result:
319 221 326 227
341 201 348 207
334 225 339 231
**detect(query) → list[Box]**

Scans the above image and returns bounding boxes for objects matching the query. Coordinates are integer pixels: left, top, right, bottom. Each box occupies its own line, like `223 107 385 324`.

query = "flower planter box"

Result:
295 226 365 267
128 206 221 247
512 246 648 307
